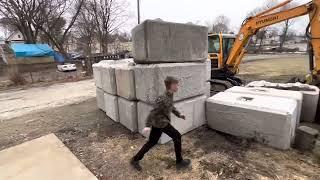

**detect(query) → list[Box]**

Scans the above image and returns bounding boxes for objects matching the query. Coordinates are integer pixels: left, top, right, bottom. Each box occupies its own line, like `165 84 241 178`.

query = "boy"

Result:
130 76 191 171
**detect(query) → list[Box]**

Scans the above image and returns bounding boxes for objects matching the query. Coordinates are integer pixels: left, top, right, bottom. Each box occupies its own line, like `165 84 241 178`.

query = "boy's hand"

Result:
142 127 151 136
180 115 186 120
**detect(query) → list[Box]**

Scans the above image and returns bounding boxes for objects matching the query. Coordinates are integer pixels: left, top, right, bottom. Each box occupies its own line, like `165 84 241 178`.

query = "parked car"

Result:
57 63 77 72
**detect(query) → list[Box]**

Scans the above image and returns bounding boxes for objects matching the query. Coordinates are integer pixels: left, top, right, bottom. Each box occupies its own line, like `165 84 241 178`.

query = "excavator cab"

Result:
208 33 236 69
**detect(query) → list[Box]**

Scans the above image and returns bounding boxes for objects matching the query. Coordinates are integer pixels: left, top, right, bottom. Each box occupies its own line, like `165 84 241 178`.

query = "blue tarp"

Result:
53 51 65 63
10 44 54 57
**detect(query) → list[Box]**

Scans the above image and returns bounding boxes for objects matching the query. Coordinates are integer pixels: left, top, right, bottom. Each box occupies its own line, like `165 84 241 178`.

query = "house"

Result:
6 31 25 44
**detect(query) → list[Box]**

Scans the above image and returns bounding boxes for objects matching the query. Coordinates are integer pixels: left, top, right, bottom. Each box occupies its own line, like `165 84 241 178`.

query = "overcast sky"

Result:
126 0 311 34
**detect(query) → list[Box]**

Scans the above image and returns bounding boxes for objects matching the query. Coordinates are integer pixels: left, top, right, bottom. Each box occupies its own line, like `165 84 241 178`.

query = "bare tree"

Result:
247 0 278 52
0 0 43 43
0 0 84 58
208 15 230 33
33 0 85 57
278 2 298 51
88 0 129 54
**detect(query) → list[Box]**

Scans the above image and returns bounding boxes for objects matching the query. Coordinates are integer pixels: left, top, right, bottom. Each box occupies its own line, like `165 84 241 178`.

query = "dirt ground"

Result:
0 55 320 180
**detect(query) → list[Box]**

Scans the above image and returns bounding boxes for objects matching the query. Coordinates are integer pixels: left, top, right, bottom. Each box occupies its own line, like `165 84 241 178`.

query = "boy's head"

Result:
164 76 179 92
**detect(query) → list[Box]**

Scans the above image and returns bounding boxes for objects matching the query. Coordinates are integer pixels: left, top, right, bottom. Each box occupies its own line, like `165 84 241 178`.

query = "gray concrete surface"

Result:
134 62 207 104
0 134 97 180
226 86 303 130
115 65 136 100
132 20 207 63
118 97 138 132
206 92 298 150
246 81 319 123
138 95 206 144
104 92 119 122
96 88 105 111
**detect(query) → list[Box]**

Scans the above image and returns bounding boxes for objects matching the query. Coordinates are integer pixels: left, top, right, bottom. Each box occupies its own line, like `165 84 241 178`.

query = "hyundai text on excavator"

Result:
208 0 320 92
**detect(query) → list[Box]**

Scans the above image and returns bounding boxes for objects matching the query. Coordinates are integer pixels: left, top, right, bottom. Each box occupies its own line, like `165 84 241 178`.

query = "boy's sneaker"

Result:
176 159 191 170
130 158 142 171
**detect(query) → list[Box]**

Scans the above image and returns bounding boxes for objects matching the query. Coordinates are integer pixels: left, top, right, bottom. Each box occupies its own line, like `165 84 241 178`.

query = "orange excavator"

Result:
208 0 320 90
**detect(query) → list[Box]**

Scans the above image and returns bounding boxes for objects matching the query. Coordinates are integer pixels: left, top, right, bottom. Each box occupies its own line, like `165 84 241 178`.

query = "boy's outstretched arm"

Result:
172 106 185 119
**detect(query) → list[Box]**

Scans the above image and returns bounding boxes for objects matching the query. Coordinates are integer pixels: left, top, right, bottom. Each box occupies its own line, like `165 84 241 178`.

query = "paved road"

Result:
0 79 95 121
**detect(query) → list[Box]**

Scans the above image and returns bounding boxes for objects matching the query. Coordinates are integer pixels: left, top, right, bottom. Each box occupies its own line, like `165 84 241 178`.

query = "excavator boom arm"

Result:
225 0 320 78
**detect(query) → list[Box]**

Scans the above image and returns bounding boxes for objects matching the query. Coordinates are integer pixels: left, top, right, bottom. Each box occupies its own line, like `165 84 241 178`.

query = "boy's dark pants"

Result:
133 124 183 163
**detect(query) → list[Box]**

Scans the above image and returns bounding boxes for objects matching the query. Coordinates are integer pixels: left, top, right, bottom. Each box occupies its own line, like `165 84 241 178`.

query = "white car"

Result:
57 63 77 72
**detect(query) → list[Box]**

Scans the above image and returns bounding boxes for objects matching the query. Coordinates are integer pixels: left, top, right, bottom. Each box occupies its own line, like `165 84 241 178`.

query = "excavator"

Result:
208 0 320 91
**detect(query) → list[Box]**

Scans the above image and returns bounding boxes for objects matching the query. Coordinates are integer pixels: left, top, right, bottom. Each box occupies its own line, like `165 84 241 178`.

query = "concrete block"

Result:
115 64 136 100
104 92 119 122
118 97 138 132
99 59 134 95
96 88 105 111
205 82 211 98
138 95 206 144
0 134 97 180
294 126 319 151
246 81 319 123
205 59 211 80
92 63 102 88
206 92 298 150
134 62 207 104
132 20 208 63
226 86 303 129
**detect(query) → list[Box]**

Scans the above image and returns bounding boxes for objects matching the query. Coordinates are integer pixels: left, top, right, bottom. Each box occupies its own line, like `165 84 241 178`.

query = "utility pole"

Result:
137 0 140 24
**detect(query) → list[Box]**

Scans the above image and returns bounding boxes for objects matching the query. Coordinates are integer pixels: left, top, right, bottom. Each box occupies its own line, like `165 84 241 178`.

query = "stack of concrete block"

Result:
246 81 319 123
131 20 210 143
93 20 210 138
206 92 299 150
92 59 134 123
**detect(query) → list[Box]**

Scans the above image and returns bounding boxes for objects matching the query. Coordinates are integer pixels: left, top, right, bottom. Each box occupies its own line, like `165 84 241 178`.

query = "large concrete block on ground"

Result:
118 97 138 132
206 92 298 150
96 88 105 111
132 20 208 63
246 81 319 123
226 86 303 128
100 59 133 95
0 134 97 180
134 62 207 104
115 64 136 100
138 95 206 144
104 92 119 122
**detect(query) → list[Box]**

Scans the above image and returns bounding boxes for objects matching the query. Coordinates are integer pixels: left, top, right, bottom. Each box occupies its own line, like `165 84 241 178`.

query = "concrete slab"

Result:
0 134 97 180
132 20 208 63
138 95 206 144
206 92 298 150
134 62 207 104
115 64 136 100
118 97 138 132
246 81 319 123
96 88 105 111
104 92 119 122
226 86 303 129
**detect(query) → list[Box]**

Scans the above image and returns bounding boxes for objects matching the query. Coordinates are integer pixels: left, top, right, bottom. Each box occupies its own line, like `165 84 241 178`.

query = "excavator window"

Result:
208 35 220 53
222 38 235 63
